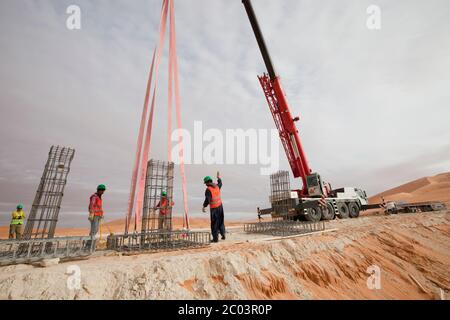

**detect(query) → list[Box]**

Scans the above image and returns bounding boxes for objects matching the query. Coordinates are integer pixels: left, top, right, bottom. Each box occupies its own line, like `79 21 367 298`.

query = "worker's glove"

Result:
202 207 207 213
88 214 94 221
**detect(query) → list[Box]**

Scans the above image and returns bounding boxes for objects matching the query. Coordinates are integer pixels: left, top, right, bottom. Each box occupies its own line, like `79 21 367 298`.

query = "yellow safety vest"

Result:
11 210 25 225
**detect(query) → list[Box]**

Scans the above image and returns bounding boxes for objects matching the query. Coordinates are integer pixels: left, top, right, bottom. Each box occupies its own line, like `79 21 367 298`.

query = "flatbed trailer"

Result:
383 201 446 215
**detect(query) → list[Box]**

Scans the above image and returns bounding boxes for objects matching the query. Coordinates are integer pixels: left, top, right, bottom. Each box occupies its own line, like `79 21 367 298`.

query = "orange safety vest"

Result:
159 197 174 215
207 185 222 209
89 193 104 217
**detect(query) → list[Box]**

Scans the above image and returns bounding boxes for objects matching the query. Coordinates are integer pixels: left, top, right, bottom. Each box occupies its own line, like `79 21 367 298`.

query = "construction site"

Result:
0 0 449 301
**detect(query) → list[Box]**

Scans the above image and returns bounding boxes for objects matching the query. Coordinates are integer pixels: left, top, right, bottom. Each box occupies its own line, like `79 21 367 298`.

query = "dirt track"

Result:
0 210 448 300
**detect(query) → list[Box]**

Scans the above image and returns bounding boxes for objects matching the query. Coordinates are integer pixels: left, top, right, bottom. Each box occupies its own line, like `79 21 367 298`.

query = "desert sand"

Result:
0 211 448 299
0 173 449 300
370 172 450 207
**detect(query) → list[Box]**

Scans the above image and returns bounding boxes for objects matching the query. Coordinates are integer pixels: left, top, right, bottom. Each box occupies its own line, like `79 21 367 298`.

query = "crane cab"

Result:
306 173 328 197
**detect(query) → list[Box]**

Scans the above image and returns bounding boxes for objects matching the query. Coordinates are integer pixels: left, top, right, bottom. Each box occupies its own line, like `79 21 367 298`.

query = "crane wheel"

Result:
321 202 335 220
336 202 349 219
304 206 322 222
348 202 360 218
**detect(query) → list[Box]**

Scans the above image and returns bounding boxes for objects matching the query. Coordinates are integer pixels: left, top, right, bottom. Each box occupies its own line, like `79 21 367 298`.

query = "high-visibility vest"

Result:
11 210 25 225
159 197 174 215
207 185 222 209
89 193 104 217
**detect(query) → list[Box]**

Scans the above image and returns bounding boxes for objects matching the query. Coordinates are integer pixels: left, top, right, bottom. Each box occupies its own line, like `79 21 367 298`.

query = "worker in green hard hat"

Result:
9 204 26 239
202 171 226 243
155 190 174 231
88 184 107 239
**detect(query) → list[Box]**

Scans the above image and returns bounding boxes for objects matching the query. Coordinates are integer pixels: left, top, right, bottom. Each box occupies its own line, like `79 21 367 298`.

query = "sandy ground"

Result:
0 172 448 299
0 211 448 300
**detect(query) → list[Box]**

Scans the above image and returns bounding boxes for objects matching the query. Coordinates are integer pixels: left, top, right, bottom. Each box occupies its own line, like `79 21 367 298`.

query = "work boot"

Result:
211 239 219 243
221 235 226 240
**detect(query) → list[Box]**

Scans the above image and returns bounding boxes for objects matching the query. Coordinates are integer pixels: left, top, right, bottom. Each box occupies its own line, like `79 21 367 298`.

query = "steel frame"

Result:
23 146 75 239
107 230 210 253
0 236 95 266
269 170 293 217
141 160 174 232
244 220 326 237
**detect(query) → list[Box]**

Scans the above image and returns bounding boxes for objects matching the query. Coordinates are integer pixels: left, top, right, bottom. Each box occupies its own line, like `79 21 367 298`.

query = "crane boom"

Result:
242 0 312 194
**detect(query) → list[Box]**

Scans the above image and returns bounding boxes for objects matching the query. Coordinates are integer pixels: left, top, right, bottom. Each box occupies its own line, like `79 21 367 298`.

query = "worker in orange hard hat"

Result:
9 204 26 239
155 191 174 231
88 184 106 238
202 171 225 243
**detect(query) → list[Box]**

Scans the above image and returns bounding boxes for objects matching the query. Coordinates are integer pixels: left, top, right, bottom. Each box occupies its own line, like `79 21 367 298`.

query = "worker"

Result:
88 184 106 237
202 171 225 243
155 191 174 231
9 204 26 239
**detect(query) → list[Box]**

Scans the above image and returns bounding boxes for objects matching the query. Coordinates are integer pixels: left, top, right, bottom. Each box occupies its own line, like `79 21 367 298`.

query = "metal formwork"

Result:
0 236 95 266
244 220 326 237
141 160 174 232
106 230 210 253
23 146 75 239
270 170 292 217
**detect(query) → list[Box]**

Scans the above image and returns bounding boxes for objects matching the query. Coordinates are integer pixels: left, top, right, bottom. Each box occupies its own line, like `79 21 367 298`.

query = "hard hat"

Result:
97 184 106 191
161 191 167 196
17 204 23 210
203 176 213 184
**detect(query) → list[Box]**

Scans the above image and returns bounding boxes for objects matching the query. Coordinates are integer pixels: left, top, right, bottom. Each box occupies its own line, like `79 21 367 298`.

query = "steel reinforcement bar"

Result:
0 236 95 266
107 230 210 252
244 220 326 236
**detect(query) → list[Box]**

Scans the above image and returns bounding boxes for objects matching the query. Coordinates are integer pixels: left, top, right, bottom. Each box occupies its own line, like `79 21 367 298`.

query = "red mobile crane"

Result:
242 0 370 221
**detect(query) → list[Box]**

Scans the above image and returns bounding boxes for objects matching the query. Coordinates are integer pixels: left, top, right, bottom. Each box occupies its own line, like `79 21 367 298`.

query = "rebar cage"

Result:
23 146 75 239
0 236 95 266
107 230 210 253
270 170 292 218
244 220 326 237
141 160 174 232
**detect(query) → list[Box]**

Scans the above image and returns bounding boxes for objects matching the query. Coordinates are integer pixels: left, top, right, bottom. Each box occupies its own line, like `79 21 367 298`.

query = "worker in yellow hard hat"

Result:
9 204 26 239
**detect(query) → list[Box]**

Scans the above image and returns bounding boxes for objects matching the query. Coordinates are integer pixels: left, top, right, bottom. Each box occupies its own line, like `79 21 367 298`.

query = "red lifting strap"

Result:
126 0 190 233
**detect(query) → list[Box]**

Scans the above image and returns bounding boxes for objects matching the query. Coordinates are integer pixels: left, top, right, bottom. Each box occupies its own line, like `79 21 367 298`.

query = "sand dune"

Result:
370 172 450 207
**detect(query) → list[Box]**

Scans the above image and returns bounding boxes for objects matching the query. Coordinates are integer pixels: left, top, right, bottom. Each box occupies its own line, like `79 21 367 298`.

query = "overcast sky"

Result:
0 0 449 227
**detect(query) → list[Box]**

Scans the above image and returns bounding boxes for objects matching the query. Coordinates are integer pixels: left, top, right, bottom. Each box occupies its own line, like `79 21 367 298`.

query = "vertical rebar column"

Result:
141 160 174 232
23 146 75 239
270 170 291 219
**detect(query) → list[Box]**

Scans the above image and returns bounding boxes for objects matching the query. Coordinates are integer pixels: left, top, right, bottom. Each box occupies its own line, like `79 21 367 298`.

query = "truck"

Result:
242 0 371 222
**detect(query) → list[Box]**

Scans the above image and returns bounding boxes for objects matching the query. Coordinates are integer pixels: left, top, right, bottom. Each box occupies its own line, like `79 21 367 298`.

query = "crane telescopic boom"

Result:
242 0 312 194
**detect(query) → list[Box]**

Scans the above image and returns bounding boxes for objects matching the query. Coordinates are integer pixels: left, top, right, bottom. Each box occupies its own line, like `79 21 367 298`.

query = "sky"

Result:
0 0 449 227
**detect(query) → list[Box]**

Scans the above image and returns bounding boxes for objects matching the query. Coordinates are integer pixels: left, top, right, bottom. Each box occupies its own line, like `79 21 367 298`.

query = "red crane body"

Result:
243 0 312 195
259 74 312 194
